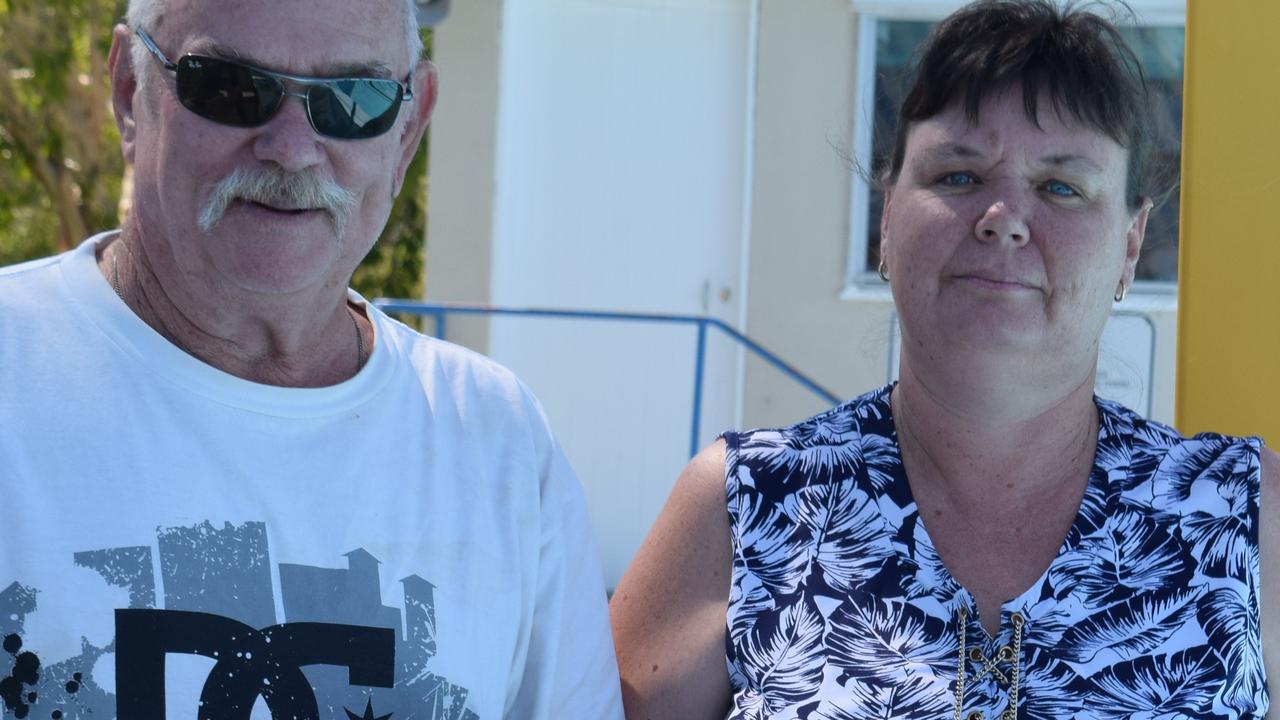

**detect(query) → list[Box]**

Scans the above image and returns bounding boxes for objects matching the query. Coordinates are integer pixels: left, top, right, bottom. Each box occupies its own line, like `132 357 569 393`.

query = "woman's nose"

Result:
973 198 1031 247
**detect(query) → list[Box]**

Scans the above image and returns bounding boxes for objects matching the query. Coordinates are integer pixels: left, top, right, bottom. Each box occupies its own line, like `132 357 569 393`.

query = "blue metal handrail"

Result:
373 300 842 457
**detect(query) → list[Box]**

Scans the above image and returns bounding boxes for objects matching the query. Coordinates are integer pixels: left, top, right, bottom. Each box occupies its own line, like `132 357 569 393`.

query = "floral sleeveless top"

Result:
723 385 1267 719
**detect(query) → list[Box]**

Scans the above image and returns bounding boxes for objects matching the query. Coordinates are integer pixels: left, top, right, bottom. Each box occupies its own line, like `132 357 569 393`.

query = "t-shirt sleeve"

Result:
504 392 625 719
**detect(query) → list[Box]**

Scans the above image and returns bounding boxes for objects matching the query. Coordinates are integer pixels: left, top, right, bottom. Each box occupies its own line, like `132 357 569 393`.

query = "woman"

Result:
609 1 1279 718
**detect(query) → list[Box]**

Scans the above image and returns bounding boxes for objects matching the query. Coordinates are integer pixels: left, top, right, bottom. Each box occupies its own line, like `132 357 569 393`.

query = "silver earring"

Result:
1114 283 1127 302
878 260 890 282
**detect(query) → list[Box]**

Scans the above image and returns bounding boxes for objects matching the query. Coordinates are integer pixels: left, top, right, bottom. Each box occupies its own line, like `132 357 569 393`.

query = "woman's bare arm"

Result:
609 440 735 720
1260 446 1279 714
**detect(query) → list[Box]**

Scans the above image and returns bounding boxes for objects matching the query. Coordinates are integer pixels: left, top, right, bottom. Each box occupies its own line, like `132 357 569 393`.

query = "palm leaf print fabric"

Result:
723 385 1267 719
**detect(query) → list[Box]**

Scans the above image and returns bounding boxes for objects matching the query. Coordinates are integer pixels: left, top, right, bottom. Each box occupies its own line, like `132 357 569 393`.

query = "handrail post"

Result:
690 319 708 458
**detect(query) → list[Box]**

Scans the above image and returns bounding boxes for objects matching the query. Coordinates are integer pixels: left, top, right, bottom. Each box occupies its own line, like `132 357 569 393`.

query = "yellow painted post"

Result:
1176 0 1280 443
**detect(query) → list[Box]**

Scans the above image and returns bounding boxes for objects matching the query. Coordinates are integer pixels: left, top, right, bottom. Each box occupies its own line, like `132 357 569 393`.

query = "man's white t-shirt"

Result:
0 233 624 719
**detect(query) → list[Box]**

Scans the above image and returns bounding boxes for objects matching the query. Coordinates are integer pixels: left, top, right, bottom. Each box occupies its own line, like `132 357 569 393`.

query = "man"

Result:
0 0 623 717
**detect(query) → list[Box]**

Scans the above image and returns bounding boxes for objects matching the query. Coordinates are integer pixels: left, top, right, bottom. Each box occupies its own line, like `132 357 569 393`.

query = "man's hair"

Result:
883 0 1171 209
126 0 424 89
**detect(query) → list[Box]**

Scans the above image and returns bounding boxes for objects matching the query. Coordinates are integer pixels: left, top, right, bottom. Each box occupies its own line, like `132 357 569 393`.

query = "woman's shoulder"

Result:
721 385 903 500
724 384 894 457
1095 398 1265 512
1096 395 1264 460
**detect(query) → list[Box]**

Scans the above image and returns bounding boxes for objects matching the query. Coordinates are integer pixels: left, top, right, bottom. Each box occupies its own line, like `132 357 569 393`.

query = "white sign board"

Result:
888 312 1156 417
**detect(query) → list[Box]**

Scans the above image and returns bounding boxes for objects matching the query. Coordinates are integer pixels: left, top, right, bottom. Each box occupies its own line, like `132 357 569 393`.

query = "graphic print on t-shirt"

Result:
0 520 479 720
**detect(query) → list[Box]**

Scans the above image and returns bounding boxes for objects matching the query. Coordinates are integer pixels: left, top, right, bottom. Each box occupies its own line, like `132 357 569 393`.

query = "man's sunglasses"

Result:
134 28 413 140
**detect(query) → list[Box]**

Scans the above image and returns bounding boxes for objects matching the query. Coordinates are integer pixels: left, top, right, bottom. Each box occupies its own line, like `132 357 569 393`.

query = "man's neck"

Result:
98 232 367 388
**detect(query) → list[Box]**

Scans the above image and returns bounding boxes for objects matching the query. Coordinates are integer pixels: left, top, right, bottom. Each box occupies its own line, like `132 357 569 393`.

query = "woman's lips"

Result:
953 274 1040 292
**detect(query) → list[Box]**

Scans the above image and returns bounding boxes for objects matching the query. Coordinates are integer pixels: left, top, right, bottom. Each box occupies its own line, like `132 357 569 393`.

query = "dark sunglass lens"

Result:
307 79 402 139
176 56 283 127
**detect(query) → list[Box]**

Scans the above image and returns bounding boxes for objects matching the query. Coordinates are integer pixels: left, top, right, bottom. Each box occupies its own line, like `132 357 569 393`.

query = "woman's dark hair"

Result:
883 0 1170 209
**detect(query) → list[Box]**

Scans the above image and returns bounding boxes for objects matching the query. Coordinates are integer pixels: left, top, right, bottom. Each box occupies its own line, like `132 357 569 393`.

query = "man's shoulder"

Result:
375 312 515 378
0 252 73 321
0 236 108 309
372 313 567 462
0 252 62 277
0 252 65 288
372 308 539 409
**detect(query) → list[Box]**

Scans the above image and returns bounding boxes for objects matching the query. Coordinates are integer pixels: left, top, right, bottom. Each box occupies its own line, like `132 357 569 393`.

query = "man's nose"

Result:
252 92 325 173
973 196 1031 247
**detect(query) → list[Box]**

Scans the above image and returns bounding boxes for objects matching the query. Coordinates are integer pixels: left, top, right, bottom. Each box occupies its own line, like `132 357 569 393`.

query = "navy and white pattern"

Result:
723 385 1267 719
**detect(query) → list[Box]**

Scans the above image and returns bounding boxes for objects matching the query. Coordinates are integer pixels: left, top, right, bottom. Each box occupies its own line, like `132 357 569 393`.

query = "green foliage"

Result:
0 0 126 263
0 3 431 304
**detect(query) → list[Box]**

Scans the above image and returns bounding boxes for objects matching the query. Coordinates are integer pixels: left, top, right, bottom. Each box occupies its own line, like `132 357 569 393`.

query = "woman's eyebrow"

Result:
917 143 986 164
1038 154 1104 173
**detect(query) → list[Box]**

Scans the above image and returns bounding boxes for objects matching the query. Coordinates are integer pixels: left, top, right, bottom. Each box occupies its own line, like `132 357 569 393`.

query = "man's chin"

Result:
217 253 347 297
195 216 351 296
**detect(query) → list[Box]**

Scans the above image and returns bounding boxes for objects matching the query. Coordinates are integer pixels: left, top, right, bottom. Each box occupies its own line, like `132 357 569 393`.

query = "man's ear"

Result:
392 60 439 198
108 24 140 165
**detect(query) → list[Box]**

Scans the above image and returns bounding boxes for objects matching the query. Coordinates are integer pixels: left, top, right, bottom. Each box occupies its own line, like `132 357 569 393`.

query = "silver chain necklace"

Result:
348 305 365 371
111 241 124 299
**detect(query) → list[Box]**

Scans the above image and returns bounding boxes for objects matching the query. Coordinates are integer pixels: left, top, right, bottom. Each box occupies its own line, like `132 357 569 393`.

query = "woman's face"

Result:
882 88 1149 377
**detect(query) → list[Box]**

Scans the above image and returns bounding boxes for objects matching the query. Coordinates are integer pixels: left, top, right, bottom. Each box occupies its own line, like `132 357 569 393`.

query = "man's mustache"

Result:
197 166 357 234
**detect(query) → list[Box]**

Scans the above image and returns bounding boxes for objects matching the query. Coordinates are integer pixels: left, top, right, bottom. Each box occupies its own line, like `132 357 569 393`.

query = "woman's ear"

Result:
1121 197 1153 288
880 187 895 258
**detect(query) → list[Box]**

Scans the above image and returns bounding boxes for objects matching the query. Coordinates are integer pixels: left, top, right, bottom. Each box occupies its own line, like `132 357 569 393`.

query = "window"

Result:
845 8 1185 294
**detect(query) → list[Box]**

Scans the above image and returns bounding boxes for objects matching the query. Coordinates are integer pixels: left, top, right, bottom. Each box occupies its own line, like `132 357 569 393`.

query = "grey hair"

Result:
126 0 423 86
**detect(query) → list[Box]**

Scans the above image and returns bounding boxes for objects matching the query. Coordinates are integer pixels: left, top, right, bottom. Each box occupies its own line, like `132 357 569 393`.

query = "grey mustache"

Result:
198 166 357 233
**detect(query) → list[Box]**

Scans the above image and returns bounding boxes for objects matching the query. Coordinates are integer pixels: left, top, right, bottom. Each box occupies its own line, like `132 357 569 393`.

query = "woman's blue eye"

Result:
941 172 976 186
1043 180 1078 197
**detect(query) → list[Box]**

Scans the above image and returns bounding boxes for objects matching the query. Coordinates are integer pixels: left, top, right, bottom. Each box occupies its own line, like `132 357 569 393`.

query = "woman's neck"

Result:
891 356 1100 504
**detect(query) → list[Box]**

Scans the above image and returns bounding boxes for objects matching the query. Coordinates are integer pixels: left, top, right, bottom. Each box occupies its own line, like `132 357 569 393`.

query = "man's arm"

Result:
609 441 733 720
506 434 625 719
1260 445 1279 714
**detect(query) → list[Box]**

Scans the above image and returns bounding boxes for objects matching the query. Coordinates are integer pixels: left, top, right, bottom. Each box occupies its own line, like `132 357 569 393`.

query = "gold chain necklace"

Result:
954 607 1025 720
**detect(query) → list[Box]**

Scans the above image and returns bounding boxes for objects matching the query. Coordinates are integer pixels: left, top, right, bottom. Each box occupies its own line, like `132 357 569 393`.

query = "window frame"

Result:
842 0 1186 305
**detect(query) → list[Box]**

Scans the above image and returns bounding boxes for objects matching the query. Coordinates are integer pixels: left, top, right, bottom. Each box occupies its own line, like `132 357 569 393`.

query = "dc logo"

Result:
115 609 395 719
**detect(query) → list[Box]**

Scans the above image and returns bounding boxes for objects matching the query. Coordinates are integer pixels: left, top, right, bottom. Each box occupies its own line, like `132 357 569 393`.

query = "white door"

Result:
488 0 752 587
